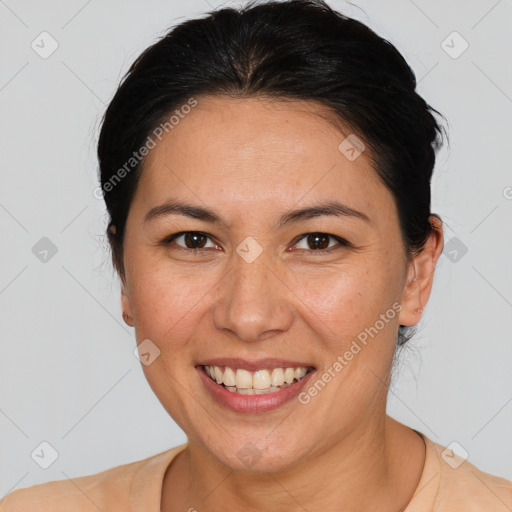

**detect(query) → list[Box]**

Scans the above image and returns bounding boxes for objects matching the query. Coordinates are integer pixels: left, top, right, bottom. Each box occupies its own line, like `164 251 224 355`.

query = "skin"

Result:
118 96 444 511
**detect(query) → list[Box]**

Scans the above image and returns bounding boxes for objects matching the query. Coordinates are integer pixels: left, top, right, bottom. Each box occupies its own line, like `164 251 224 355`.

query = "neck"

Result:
161 414 425 512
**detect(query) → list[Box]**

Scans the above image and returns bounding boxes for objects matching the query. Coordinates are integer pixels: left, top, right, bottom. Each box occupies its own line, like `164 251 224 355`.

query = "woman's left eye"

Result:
292 232 349 252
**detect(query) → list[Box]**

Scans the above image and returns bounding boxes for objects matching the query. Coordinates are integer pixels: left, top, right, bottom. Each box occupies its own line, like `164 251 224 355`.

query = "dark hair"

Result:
97 0 447 346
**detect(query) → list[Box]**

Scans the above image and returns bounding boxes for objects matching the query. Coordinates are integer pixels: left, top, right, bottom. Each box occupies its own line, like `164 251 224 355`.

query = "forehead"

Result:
134 95 394 226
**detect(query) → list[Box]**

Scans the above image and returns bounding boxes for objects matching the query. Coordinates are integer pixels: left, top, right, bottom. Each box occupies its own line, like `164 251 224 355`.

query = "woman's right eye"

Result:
164 231 218 251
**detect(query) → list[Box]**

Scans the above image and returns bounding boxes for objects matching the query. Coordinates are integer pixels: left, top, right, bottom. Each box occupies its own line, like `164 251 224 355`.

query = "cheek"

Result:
298 267 400 394
291 263 388 334
128 264 212 426
126 259 215 351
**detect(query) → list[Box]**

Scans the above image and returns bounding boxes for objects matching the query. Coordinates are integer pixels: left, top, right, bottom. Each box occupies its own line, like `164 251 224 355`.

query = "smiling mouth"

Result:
201 364 315 395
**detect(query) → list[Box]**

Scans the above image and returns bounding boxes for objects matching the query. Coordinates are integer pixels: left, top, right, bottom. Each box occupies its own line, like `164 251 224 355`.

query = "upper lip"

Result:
196 358 315 372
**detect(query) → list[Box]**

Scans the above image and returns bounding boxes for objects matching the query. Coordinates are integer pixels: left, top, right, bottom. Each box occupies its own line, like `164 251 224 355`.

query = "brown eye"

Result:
293 232 348 251
183 232 207 249
165 231 215 250
307 233 330 250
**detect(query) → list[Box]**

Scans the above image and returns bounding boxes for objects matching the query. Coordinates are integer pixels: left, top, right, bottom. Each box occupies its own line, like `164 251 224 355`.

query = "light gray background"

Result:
1 0 511 497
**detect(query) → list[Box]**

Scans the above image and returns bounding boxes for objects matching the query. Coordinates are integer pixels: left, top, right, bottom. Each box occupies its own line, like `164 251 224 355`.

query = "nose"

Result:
211 250 294 342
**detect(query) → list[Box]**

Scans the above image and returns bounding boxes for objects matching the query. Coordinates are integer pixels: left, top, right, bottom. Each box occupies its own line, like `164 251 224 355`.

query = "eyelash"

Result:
162 231 351 254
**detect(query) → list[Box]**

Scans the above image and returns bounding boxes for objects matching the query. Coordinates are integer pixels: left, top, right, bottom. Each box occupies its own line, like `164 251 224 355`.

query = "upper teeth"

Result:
205 365 309 389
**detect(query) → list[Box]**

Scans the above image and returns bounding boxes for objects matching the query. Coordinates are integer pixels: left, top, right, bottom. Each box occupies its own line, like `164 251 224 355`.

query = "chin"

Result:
197 432 312 474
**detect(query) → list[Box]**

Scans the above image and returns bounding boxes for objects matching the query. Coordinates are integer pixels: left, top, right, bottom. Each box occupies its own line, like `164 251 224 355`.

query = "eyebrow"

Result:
143 199 371 228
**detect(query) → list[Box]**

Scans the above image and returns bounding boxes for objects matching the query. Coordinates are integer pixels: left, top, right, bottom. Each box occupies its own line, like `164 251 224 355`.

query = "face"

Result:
120 96 432 472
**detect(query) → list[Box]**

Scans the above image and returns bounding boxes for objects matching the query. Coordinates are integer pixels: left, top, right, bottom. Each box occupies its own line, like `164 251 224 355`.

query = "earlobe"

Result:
398 215 444 327
121 283 134 327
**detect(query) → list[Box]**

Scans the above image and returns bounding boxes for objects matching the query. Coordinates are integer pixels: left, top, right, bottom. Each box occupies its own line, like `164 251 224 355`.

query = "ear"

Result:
398 215 444 327
121 281 134 327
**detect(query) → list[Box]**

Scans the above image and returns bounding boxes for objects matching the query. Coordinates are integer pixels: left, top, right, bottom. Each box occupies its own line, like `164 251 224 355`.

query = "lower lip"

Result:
196 366 316 413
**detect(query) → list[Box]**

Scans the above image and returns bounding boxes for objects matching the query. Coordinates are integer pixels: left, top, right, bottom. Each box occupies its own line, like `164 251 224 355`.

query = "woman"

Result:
2 0 511 510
